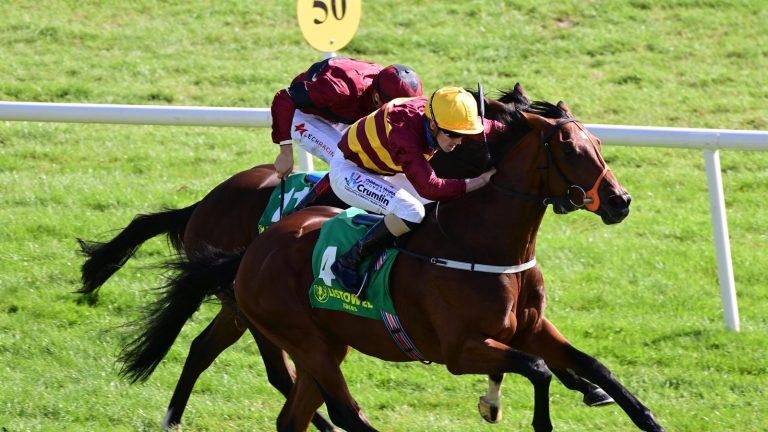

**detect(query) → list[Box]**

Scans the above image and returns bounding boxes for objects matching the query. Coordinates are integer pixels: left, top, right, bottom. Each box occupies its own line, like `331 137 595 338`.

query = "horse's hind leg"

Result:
305 351 376 432
277 370 333 432
263 333 372 432
526 319 664 432
552 368 614 407
249 328 335 432
162 305 246 428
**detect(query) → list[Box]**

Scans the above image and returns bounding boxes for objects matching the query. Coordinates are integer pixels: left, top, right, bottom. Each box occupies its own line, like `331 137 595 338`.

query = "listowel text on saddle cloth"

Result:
309 208 398 320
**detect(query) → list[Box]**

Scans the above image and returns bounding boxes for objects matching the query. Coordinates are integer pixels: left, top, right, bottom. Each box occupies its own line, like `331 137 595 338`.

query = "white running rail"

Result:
3 100 767 331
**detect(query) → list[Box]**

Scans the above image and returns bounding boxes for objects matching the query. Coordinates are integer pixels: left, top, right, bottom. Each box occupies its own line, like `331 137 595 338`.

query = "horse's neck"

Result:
460 185 544 261
416 184 545 267
415 127 549 265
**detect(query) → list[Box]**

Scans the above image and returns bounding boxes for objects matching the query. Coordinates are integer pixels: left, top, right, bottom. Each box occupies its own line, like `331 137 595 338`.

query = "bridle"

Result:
490 117 610 214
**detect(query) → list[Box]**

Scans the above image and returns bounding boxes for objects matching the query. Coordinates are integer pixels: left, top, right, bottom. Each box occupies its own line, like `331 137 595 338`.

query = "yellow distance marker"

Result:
297 0 361 52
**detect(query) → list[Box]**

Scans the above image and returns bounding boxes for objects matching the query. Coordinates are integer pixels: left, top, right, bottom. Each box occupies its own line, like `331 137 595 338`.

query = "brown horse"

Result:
223 95 666 431
78 160 498 430
78 86 613 429
78 165 341 430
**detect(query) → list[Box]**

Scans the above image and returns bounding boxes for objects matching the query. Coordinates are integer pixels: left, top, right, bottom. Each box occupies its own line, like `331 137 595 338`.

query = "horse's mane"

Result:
525 100 570 120
486 92 570 166
496 88 569 121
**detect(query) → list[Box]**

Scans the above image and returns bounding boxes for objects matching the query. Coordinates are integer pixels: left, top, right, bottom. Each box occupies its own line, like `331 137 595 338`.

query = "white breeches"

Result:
290 111 349 164
329 151 432 224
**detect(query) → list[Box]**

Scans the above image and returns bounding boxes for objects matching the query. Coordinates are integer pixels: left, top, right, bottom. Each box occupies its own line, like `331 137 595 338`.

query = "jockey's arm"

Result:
270 88 296 144
402 156 466 201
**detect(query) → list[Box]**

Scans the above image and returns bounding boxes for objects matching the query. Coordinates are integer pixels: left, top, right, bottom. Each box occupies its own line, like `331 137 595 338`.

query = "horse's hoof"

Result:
583 388 614 407
161 409 182 430
478 396 502 423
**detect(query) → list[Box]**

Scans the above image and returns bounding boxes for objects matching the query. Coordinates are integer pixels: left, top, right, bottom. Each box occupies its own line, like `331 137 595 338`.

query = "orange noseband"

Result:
583 167 609 212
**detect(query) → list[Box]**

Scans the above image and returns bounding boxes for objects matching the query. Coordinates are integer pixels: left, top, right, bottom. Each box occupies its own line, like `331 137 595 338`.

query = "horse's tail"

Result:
76 203 198 295
118 247 244 383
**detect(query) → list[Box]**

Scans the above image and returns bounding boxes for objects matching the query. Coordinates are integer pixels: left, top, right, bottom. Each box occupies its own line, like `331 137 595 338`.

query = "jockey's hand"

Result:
466 168 497 192
274 144 294 179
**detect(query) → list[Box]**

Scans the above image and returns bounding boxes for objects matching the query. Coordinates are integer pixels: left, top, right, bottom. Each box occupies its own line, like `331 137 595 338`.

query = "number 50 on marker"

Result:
297 0 361 52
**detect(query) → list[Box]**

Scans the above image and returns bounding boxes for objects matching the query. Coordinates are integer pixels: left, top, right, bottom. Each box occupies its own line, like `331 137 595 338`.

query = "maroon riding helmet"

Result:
375 64 423 103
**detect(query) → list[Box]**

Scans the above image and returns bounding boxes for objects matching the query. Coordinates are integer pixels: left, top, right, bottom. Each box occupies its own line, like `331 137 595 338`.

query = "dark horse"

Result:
224 96 662 430
78 85 615 429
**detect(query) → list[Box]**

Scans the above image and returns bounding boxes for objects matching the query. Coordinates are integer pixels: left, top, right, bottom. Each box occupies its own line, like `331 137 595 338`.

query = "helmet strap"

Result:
428 91 440 129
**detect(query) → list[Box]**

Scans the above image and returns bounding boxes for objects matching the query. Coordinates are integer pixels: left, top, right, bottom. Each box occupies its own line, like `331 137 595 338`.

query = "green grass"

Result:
1 1 767 431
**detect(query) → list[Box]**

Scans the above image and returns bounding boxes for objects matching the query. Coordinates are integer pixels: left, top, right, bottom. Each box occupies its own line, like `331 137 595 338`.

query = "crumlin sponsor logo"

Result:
356 183 390 206
346 171 363 187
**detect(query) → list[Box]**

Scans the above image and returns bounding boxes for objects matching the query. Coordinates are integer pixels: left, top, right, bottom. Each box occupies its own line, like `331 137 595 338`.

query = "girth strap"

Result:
396 246 537 274
381 311 431 364
427 256 537 274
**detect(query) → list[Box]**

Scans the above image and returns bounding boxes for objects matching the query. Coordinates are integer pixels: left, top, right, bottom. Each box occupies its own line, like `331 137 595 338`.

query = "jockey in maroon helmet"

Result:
270 58 422 179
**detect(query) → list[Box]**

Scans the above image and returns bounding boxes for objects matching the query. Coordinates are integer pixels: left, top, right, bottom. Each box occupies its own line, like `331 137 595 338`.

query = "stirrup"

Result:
353 272 369 300
352 258 377 300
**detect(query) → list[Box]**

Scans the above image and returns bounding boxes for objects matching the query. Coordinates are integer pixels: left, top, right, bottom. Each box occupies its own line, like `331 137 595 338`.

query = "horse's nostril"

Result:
608 192 631 208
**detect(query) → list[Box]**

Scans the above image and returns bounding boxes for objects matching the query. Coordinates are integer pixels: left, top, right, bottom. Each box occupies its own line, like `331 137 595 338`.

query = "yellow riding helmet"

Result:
425 86 484 135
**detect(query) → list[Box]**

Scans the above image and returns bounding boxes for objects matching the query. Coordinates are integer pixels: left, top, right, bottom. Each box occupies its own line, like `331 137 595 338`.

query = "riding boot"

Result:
331 219 395 295
292 174 333 213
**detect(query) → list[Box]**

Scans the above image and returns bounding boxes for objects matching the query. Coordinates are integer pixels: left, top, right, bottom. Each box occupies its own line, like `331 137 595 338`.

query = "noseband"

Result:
491 117 610 214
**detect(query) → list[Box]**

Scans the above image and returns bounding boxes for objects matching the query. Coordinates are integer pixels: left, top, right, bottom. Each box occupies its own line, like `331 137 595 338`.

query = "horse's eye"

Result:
562 144 577 157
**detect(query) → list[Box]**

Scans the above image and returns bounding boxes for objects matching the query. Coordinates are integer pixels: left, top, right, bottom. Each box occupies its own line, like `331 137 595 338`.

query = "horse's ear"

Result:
512 83 530 104
557 101 574 117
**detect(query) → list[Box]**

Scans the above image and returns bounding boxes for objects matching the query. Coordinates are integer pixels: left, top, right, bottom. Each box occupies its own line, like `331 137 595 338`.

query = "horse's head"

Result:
494 90 631 225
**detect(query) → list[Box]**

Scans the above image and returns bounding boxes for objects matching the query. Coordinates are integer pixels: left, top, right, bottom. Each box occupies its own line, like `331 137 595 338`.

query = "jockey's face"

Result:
436 128 463 152
429 118 464 152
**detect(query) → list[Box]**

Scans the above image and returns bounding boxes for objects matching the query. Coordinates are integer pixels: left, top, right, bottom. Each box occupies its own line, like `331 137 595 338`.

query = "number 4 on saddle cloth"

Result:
310 208 399 320
258 181 398 320
264 191 424 361
311 208 429 362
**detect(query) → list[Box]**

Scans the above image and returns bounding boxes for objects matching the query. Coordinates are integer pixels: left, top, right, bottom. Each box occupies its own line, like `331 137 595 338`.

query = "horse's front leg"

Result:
447 338 553 432
525 318 665 432
478 373 504 423
552 368 614 407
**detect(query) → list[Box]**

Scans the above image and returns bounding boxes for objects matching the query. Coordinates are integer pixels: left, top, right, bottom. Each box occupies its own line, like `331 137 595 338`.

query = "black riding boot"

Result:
331 219 395 294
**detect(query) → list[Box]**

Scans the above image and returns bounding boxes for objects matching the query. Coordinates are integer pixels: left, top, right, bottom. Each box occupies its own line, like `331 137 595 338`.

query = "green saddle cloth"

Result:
309 208 399 320
257 171 326 233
